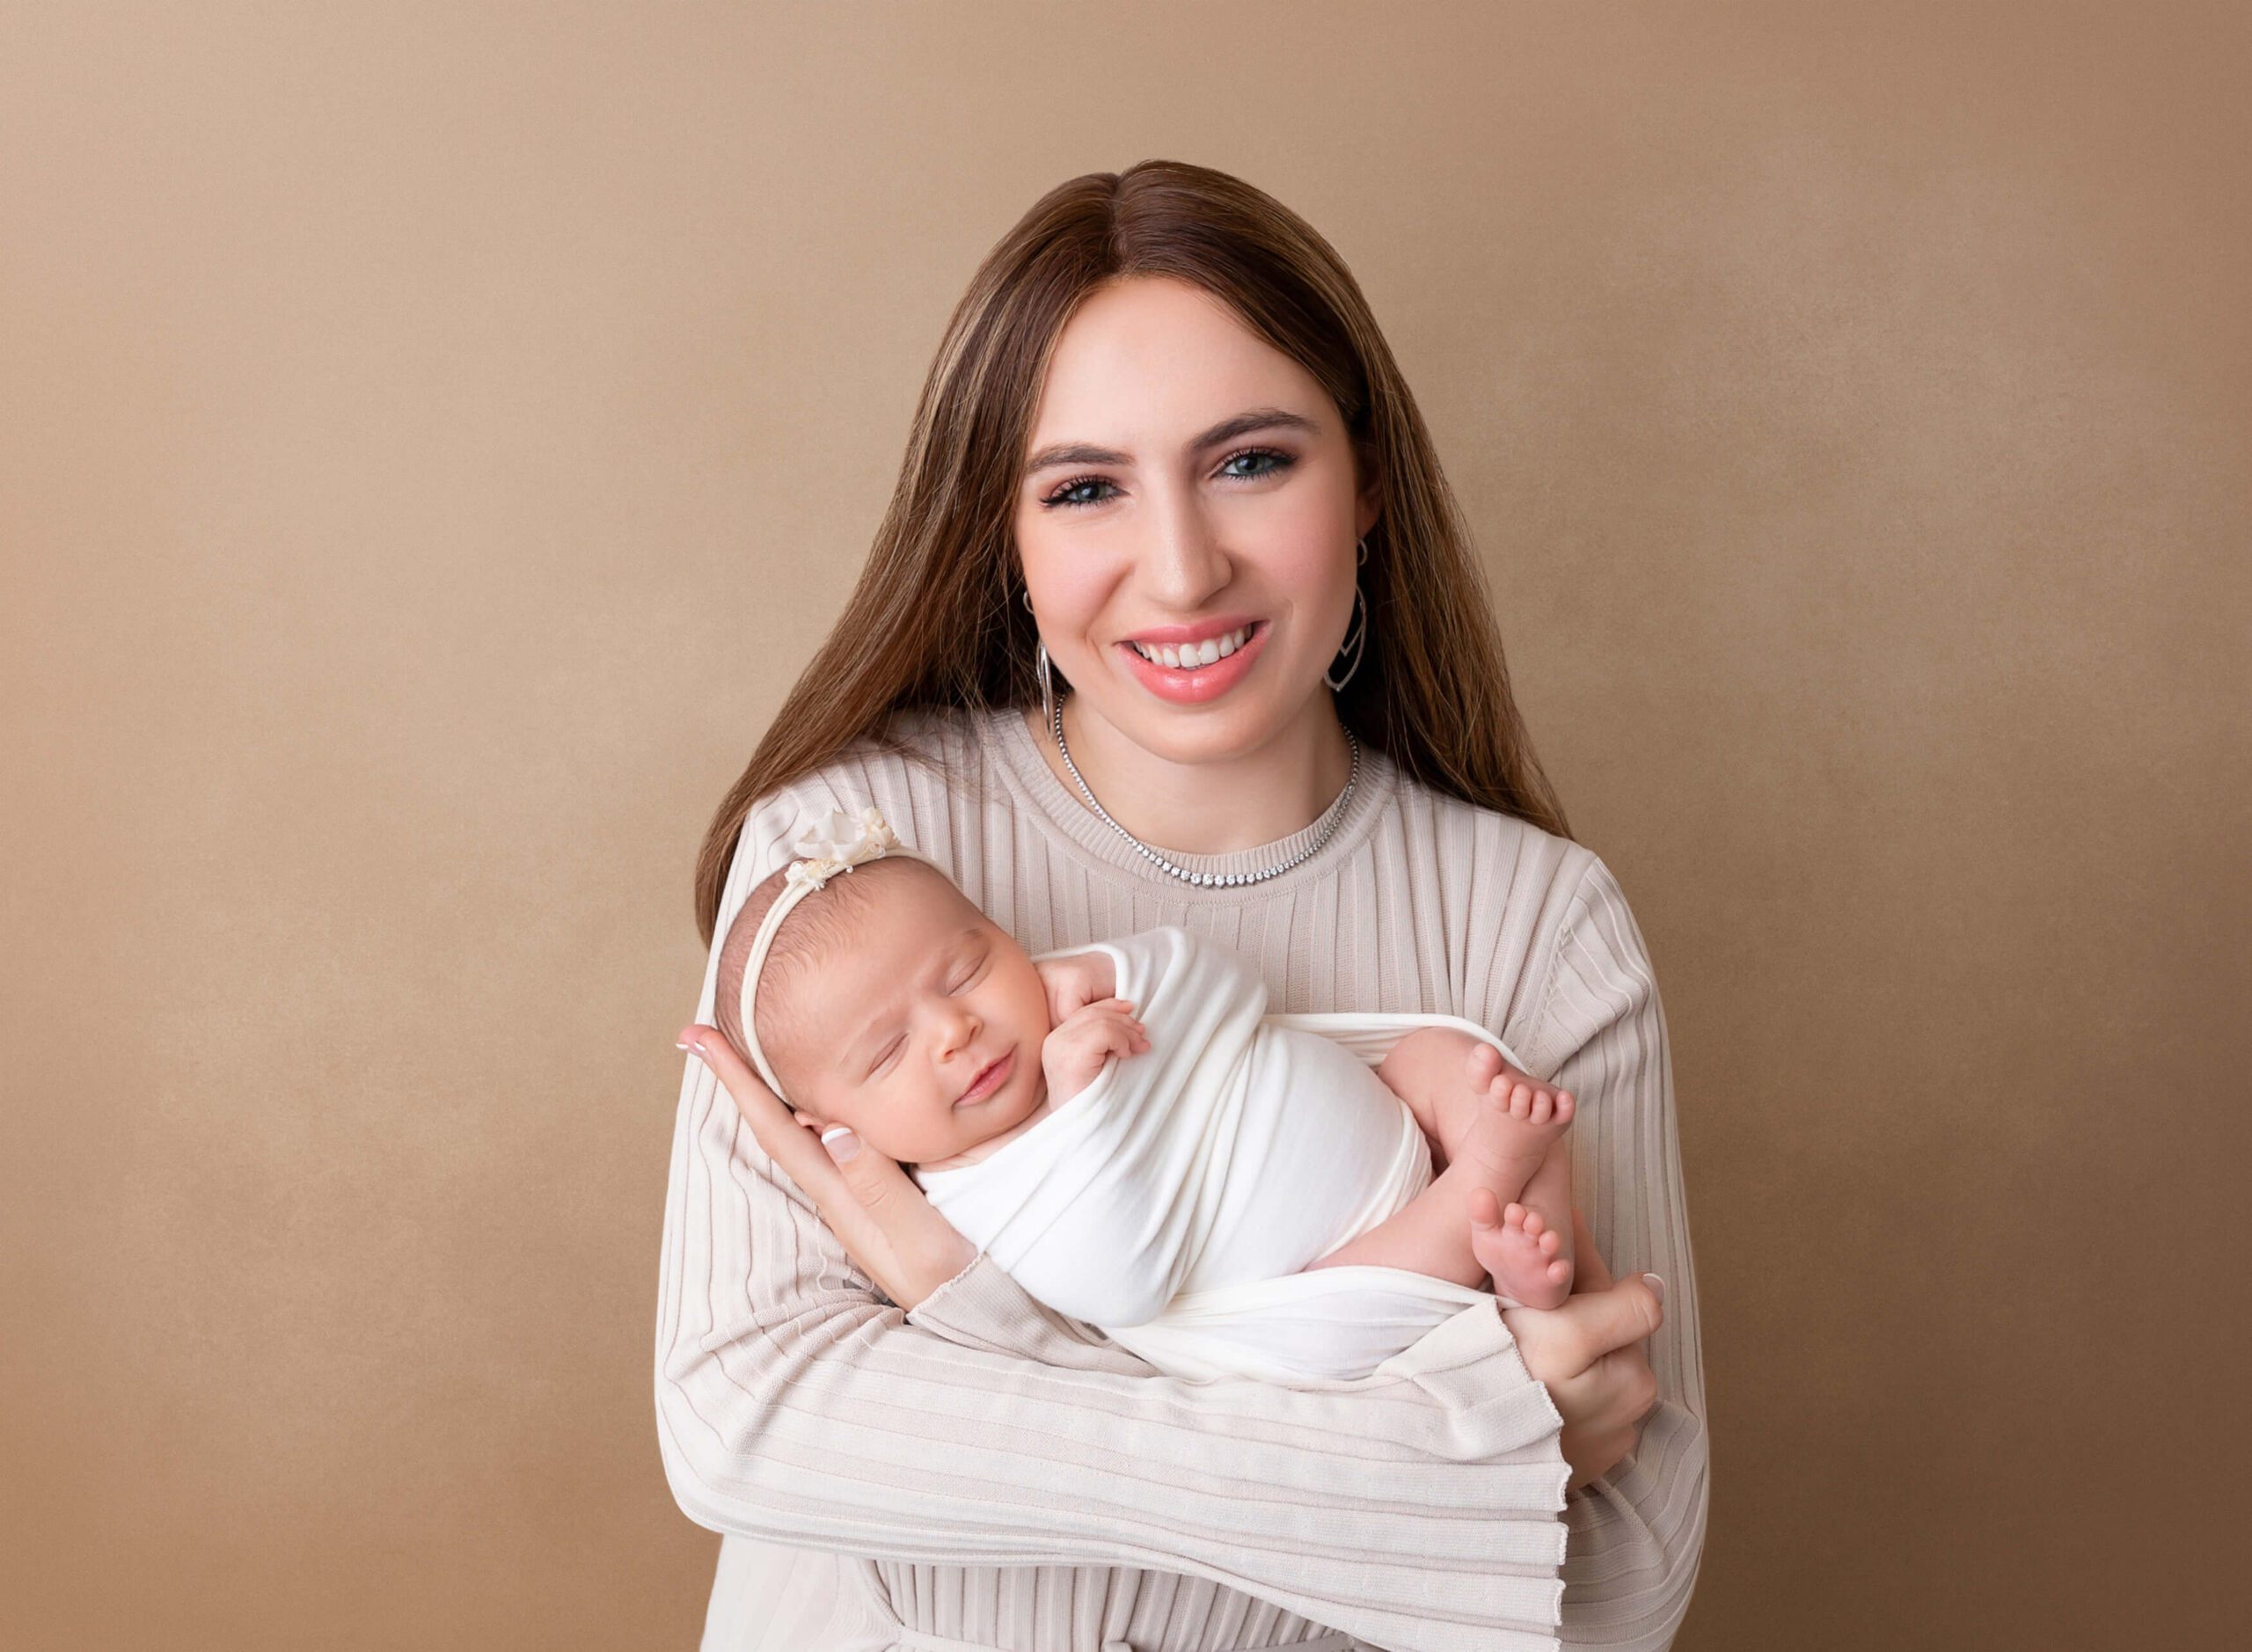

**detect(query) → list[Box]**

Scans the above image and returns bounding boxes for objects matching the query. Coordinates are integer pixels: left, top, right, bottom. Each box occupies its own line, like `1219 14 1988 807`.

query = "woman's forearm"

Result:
1522 855 1711 1648
658 1075 1576 1652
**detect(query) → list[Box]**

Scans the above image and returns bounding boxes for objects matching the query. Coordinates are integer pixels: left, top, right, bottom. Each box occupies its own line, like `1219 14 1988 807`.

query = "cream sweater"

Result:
654 707 1708 1652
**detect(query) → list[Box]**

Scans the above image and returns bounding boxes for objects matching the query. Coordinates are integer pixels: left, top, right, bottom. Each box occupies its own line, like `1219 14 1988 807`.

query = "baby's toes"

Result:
1546 1257 1573 1285
1530 1088 1558 1124
1502 1200 1530 1230
1465 1042 1503 1090
1520 1207 1546 1239
1553 1091 1575 1125
1506 1082 1534 1120
1535 1224 1561 1257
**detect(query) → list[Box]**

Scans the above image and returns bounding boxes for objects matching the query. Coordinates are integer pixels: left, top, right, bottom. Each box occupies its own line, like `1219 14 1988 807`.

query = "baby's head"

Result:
715 849 1053 1166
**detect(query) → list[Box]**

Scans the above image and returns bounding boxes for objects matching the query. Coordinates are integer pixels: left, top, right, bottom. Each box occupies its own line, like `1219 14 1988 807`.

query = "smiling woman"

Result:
662 158 1704 1652
1014 281 1375 792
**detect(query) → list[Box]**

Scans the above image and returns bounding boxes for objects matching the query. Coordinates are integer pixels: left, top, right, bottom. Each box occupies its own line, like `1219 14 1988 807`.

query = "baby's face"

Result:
778 868 1054 1165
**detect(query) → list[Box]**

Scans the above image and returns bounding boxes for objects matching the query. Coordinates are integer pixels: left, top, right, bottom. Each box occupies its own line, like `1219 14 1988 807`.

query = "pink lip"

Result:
1122 615 1262 647
957 1048 1015 1105
1116 620 1269 705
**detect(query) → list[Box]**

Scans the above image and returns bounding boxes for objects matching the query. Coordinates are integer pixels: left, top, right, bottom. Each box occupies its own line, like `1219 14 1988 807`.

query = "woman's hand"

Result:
677 1023 977 1312
1495 1202 1666 1494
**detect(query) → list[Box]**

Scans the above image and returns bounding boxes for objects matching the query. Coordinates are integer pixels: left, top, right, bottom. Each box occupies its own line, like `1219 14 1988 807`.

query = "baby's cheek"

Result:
816 1083 876 1141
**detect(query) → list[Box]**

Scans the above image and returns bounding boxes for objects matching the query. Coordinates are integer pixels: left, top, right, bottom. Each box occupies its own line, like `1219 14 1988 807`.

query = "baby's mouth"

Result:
957 1048 1015 1105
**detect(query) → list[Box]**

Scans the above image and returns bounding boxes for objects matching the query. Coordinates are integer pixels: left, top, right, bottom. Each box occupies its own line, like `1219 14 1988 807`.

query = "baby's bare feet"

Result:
1469 1188 1575 1310
1453 1042 1575 1188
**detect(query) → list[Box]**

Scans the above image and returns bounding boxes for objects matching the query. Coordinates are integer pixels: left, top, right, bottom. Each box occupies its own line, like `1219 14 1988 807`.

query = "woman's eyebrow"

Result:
1021 407 1320 478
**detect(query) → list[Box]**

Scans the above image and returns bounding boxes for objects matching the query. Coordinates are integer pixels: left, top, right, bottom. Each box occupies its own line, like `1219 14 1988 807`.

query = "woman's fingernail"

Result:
821 1126 859 1163
1641 1273 1666 1305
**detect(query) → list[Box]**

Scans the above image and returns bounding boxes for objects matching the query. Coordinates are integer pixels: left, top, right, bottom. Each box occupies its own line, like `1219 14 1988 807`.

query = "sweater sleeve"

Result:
654 795 1578 1652
1517 856 1713 1650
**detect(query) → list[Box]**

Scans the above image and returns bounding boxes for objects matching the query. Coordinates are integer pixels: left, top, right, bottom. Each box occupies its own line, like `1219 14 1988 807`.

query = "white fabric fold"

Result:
911 925 1528 1384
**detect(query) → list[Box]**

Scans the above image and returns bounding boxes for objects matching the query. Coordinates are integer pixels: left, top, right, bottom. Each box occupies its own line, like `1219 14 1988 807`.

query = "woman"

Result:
660 161 1707 1652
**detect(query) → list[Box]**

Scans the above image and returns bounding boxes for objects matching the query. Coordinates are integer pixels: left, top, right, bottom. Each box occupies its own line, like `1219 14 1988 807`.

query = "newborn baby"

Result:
716 808 1576 1381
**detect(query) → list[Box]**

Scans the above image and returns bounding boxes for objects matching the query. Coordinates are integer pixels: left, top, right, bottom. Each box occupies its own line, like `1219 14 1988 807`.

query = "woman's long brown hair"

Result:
694 159 1574 946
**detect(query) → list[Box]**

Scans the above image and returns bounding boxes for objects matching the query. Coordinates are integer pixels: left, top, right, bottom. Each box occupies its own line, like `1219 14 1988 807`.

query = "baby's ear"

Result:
792 1108 820 1129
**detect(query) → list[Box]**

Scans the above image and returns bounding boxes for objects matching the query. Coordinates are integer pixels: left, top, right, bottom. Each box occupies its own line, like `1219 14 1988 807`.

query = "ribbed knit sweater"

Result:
654 706 1708 1652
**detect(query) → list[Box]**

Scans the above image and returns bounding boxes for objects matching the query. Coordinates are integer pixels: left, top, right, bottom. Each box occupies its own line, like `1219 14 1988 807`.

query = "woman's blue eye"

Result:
1038 446 1296 510
1042 475 1117 510
1219 446 1293 480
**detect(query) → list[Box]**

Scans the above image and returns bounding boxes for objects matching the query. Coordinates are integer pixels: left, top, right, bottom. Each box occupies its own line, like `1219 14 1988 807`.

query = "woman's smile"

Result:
1116 618 1272 704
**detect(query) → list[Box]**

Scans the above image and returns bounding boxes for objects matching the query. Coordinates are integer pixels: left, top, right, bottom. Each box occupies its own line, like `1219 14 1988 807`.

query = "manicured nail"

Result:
821 1126 859 1163
1641 1273 1666 1305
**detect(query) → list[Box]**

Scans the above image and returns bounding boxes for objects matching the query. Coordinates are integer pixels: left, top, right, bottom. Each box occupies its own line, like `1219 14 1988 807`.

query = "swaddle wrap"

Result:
910 925 1530 1384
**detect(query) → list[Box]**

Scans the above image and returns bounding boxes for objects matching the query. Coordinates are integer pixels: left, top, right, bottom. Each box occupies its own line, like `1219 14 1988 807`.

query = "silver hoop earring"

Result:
1025 585 1057 727
1326 537 1370 692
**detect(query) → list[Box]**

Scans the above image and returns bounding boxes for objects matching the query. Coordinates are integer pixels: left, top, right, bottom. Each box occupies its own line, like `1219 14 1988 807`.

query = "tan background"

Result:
4 3 2246 1648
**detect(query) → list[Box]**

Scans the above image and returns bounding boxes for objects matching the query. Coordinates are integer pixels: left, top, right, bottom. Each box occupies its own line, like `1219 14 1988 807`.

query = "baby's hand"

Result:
1033 951 1119 1024
1040 997 1149 1104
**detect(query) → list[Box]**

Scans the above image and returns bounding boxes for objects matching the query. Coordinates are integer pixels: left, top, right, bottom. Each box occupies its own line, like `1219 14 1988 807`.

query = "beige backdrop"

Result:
4 3 2246 1648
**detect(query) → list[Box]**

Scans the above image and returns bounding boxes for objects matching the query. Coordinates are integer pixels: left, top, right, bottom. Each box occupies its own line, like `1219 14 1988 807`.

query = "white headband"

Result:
735 805 925 1103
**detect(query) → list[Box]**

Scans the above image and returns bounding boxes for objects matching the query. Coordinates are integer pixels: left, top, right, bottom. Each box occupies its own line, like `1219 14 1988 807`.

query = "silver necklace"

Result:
1049 696 1361 888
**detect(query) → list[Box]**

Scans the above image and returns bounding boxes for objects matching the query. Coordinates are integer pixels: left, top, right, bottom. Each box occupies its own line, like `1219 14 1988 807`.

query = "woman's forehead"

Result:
1026 278 1328 453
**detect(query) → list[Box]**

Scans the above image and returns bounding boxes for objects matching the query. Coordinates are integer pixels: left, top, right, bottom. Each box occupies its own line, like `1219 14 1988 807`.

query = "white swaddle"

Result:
910 925 1532 1384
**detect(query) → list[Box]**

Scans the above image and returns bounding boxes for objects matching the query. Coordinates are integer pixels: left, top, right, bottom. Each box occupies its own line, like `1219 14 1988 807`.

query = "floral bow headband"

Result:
735 805 923 1103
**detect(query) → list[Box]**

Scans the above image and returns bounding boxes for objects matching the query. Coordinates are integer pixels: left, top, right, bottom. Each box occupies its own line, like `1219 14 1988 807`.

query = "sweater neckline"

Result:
979 704 1395 898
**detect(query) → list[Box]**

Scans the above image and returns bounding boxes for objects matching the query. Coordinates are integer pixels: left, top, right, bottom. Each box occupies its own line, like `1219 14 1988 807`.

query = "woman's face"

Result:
1012 274 1378 766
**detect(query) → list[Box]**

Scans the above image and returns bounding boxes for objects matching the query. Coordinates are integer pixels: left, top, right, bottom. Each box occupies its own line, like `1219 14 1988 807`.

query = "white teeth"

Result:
1131 625 1252 668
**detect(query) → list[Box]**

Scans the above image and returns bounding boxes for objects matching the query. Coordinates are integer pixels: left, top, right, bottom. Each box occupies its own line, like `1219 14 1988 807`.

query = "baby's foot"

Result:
1469 1188 1575 1311
1453 1042 1575 1189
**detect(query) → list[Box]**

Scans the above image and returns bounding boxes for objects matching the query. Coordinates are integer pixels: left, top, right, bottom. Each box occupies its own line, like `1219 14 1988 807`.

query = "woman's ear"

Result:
1353 441 1383 541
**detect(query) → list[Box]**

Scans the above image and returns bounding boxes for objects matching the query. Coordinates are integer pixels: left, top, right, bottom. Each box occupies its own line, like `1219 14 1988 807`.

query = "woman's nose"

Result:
1140 492 1230 610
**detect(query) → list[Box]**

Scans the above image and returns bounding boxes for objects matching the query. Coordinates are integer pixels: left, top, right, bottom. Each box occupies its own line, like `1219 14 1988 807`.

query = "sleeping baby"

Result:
714 806 1576 1383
